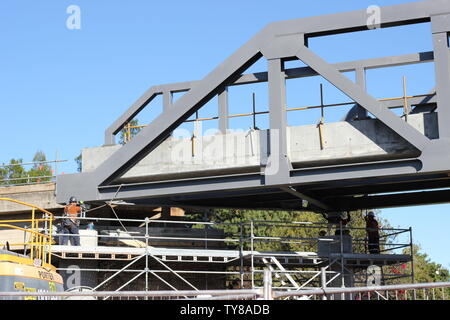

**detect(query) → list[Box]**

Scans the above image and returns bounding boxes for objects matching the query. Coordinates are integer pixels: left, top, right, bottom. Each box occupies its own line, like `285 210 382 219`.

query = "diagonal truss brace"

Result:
281 186 333 211
94 38 264 186
295 45 429 153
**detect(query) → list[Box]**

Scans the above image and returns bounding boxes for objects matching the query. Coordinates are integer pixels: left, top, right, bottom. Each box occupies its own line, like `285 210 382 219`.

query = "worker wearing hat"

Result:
365 211 380 254
60 196 81 246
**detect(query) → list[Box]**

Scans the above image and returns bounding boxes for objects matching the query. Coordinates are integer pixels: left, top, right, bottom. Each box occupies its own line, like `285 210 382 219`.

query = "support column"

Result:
163 91 173 137
355 67 368 120
104 132 115 146
265 59 291 185
432 15 450 138
163 91 173 112
218 87 229 134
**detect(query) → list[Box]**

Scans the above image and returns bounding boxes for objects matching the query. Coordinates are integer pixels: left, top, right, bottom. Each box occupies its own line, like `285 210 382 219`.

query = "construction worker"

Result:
60 196 81 246
365 211 380 254
335 212 351 236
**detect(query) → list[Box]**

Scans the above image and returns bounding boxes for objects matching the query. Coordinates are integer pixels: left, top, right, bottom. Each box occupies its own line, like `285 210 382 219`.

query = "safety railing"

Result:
0 273 448 300
272 278 450 301
46 213 413 294
121 76 435 144
50 215 412 254
0 288 263 300
0 198 54 267
0 159 67 187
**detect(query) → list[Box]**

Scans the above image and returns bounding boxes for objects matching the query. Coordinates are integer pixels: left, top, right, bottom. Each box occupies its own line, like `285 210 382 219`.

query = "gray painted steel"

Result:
57 0 450 212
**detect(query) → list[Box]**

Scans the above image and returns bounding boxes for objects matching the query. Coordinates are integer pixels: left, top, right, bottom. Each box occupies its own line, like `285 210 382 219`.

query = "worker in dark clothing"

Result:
60 196 81 246
335 212 351 236
365 211 380 254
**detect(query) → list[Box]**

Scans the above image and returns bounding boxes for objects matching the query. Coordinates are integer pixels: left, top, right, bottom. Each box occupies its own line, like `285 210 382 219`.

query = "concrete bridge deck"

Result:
82 113 436 184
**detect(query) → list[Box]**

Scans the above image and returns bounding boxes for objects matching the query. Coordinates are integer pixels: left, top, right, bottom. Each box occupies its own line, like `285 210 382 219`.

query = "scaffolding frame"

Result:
43 215 414 296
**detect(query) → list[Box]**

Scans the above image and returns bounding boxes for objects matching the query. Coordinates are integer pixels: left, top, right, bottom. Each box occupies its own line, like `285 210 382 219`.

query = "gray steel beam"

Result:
218 87 229 134
290 159 421 186
355 67 368 119
89 160 420 201
270 0 443 37
105 51 434 145
57 159 442 207
163 90 173 111
61 0 450 208
317 178 450 198
234 51 434 85
431 14 450 138
295 45 429 152
387 94 436 109
105 0 443 145
280 186 333 211
104 88 159 145
94 34 265 186
265 58 291 185
330 188 450 210
104 83 194 145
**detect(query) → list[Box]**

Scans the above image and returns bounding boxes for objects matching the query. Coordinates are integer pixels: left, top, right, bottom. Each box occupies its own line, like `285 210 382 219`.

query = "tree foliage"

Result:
27 150 53 183
119 119 142 145
0 150 53 185
197 208 448 291
408 245 450 284
75 153 82 172
205 208 395 253
0 159 27 185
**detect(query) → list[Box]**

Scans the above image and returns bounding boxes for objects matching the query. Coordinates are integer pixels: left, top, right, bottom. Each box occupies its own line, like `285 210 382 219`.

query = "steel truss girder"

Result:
330 189 450 210
104 51 435 145
294 45 429 152
57 0 450 211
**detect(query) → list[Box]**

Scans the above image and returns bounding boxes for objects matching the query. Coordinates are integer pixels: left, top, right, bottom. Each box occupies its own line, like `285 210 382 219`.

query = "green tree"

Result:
75 153 82 172
0 165 7 183
0 159 27 185
376 245 450 299
194 208 399 288
119 119 142 144
27 150 53 183
205 209 394 253
409 245 449 282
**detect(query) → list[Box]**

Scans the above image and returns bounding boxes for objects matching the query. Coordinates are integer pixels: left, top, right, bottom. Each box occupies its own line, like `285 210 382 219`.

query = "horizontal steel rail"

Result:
273 282 450 299
0 289 262 298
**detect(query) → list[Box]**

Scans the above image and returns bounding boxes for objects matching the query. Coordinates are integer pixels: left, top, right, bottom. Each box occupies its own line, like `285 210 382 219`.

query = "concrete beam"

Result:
0 183 63 215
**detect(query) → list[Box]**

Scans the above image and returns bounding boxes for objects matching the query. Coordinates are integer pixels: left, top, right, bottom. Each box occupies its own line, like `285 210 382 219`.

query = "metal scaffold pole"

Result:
145 217 149 298
250 220 255 289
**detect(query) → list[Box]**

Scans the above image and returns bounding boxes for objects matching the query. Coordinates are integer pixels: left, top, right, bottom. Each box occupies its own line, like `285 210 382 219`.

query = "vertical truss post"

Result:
318 84 325 150
163 90 173 111
409 227 415 284
263 269 273 300
239 222 244 289
145 217 149 299
250 221 255 289
355 66 368 120
432 14 450 138
339 220 345 300
403 76 410 122
265 58 291 185
252 92 257 130
163 91 174 138
218 87 229 134
320 267 327 300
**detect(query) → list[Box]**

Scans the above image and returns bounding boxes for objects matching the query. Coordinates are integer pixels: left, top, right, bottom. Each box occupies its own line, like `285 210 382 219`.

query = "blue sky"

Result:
0 0 448 268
